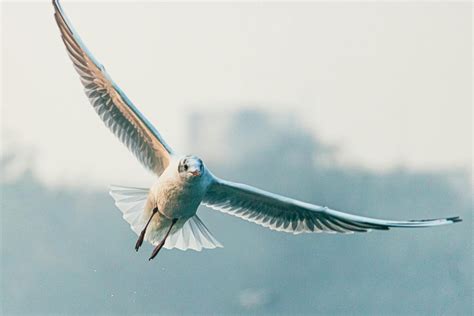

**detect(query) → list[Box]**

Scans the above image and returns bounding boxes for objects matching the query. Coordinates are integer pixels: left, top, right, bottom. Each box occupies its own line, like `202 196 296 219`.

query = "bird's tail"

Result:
109 185 223 251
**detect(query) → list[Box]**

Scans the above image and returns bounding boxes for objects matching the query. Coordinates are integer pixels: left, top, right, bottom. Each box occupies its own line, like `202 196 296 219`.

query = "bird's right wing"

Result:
202 178 461 234
53 0 174 175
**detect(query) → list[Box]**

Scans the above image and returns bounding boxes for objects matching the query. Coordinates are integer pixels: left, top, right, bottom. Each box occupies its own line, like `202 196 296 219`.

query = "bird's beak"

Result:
190 170 201 177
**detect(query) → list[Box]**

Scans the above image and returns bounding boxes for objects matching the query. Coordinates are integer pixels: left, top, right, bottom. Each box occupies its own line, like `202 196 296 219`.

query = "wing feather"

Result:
53 0 173 175
202 178 461 234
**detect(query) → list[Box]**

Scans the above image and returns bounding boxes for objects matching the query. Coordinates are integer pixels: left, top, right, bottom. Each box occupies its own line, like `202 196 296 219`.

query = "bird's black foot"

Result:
148 240 165 261
135 207 158 252
135 230 146 252
148 218 178 261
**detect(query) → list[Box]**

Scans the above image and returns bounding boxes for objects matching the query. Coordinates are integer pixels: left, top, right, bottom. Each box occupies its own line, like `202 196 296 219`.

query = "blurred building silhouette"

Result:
1 110 471 315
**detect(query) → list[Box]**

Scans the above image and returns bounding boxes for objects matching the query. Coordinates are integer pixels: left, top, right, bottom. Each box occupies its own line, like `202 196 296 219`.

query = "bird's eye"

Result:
184 164 188 171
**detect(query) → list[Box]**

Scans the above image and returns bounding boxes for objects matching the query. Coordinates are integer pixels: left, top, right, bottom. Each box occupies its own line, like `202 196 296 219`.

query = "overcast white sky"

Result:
1 1 471 188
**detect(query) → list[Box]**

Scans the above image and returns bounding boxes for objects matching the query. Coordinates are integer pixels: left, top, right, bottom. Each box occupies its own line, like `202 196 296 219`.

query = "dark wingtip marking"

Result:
52 0 60 13
448 216 462 223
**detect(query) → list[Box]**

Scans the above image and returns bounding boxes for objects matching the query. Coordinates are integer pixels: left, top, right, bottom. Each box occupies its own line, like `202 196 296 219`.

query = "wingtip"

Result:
52 0 59 11
52 0 65 19
447 216 462 223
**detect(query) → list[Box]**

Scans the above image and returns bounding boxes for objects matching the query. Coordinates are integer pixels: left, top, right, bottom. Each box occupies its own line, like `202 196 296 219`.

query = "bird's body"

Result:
143 156 212 245
151 157 208 219
52 0 461 260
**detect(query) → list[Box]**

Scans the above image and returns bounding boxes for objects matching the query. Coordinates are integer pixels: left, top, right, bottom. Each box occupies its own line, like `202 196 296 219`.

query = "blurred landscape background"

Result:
1 109 472 314
1 1 471 315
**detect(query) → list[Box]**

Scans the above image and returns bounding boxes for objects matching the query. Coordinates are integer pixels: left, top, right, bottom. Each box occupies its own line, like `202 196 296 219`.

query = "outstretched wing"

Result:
53 0 174 175
203 178 461 234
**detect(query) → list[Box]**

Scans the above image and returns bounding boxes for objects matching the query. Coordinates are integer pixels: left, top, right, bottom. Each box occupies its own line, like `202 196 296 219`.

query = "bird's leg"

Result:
135 207 159 252
148 218 178 261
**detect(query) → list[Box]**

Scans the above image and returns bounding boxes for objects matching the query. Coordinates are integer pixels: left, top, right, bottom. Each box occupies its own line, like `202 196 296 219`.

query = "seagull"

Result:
52 0 461 260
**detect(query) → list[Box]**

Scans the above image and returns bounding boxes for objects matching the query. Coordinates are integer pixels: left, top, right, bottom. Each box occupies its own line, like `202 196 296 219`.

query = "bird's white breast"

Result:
149 162 210 220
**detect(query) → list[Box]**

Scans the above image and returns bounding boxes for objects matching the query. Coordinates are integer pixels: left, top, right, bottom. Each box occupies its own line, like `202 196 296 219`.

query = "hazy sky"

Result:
1 1 471 187
1 4 471 314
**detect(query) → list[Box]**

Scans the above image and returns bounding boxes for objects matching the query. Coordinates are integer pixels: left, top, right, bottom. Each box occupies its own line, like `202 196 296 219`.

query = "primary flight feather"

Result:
52 0 461 259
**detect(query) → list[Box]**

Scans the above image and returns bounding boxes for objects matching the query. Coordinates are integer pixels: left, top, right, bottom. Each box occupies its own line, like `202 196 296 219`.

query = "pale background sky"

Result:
1 1 471 188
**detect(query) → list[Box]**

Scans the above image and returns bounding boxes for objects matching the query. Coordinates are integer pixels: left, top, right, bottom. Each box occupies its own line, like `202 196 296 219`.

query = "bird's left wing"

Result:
53 0 173 175
202 178 461 234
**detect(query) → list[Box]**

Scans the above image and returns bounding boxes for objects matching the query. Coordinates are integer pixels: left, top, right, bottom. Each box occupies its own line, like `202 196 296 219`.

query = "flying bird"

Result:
52 0 461 260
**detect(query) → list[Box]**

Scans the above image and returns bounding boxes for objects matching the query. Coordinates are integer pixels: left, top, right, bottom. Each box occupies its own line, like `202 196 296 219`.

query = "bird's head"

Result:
178 155 204 180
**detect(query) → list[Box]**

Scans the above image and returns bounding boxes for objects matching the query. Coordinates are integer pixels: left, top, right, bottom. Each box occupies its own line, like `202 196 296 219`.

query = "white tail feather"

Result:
109 185 149 235
109 185 222 251
165 215 223 251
